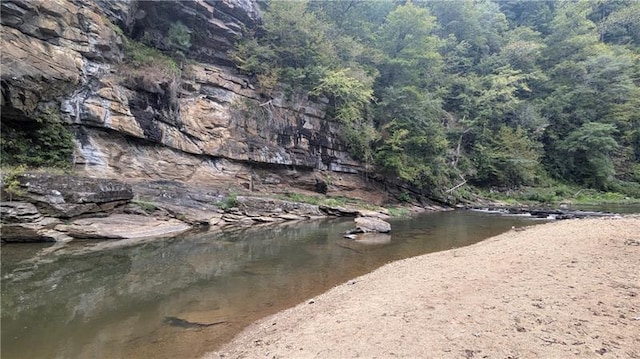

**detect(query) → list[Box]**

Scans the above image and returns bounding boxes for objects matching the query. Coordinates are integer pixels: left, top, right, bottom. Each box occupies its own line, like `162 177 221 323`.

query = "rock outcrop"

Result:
0 172 136 241
0 0 403 242
1 0 373 198
55 214 192 240
0 172 383 242
0 202 69 242
12 173 134 218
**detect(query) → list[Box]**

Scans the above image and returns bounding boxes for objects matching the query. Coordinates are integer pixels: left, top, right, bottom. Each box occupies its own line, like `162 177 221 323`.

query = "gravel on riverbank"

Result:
207 216 640 359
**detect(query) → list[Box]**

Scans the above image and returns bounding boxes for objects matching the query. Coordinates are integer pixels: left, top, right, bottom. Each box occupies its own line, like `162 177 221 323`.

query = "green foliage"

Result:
397 192 411 203
1 110 74 169
472 126 542 187
167 22 192 51
311 68 377 163
374 87 450 193
560 122 618 189
1 165 27 201
123 38 180 76
215 193 239 211
132 200 158 213
569 188 640 205
311 68 373 124
230 0 640 200
232 0 338 89
386 206 410 217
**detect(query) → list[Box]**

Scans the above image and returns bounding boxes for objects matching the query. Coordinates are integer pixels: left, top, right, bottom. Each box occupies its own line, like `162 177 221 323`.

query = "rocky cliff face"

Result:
1 0 375 200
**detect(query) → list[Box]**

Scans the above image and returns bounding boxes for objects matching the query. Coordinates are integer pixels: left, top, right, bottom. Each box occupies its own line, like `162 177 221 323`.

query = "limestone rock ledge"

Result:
0 173 392 243
1 0 367 192
0 202 69 242
14 173 134 218
55 214 191 240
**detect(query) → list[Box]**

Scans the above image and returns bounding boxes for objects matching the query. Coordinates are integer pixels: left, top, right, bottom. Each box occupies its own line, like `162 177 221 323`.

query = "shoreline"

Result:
207 216 640 359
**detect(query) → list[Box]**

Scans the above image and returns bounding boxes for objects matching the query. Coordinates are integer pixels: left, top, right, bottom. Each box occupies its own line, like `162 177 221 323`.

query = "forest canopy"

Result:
232 0 640 200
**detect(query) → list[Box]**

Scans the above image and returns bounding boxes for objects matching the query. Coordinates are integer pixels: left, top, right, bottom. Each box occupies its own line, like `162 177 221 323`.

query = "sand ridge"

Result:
207 217 640 359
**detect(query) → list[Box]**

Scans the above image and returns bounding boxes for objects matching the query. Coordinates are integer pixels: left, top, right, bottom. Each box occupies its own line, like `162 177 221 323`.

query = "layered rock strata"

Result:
0 173 391 242
1 0 367 193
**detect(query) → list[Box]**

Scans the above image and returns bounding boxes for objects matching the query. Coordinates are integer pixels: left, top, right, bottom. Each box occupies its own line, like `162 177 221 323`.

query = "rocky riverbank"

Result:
207 216 640 359
2 172 629 244
1 172 422 243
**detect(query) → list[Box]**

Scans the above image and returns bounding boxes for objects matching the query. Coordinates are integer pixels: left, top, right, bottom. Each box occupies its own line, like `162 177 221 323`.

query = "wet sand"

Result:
207 217 640 358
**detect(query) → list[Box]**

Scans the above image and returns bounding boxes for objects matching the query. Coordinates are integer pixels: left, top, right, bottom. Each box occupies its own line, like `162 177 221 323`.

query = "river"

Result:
2 210 553 359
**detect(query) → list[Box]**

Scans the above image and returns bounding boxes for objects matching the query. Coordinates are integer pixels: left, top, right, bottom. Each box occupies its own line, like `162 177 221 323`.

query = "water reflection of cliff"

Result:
1 218 353 359
2 211 539 359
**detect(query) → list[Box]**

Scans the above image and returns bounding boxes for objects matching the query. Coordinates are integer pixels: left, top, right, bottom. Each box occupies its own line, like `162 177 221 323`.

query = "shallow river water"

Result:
2 210 551 359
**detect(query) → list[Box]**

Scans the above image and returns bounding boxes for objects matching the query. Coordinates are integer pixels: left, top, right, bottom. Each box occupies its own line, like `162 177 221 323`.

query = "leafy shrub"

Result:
1 165 27 201
167 22 192 51
521 189 556 203
215 193 239 210
123 38 180 77
397 192 411 203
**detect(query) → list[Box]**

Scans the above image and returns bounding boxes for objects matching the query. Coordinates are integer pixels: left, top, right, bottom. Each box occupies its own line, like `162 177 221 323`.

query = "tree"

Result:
375 2 443 90
472 125 541 187
227 0 640 199
311 68 376 164
374 86 450 194
560 122 618 189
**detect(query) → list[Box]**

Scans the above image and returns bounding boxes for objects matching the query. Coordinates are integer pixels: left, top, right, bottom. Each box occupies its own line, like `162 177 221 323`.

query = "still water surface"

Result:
2 210 548 359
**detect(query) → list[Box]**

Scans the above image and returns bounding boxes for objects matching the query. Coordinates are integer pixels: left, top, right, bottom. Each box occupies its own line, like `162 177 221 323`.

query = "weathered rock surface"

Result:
130 180 225 225
0 201 42 223
1 0 368 196
0 173 386 242
126 0 261 66
0 202 69 242
0 0 406 242
320 205 391 219
55 214 191 239
468 207 622 220
347 216 392 235
235 196 324 217
13 173 133 218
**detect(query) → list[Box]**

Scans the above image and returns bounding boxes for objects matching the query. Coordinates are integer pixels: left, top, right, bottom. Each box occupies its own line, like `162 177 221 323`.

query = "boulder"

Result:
347 216 391 234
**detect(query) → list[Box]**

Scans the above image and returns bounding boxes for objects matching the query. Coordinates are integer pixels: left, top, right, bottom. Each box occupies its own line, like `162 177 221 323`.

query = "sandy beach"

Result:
207 217 640 359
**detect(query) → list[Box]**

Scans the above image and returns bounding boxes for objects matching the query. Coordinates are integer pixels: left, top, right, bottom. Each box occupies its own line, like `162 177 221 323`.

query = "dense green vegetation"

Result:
0 109 75 169
232 0 640 202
